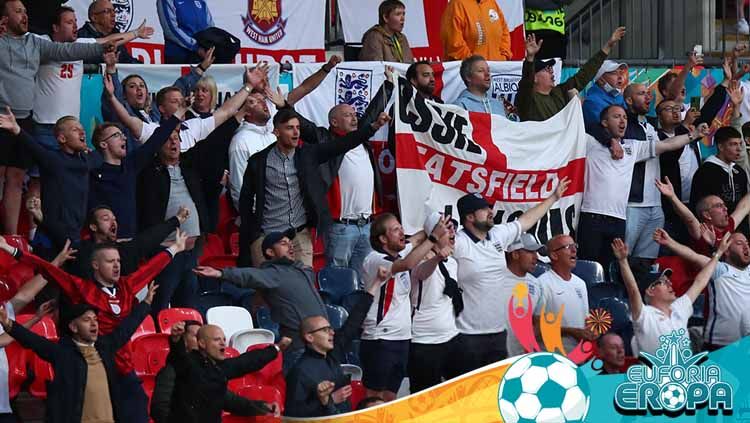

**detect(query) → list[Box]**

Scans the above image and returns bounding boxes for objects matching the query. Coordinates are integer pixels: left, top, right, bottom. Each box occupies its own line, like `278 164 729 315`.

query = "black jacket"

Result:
167 339 278 423
298 80 394 208
658 125 700 222
237 116 377 266
285 291 373 417
7 301 150 423
137 119 239 234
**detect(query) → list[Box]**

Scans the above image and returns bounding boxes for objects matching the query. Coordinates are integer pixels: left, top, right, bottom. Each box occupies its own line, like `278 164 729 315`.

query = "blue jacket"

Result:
582 83 626 127
453 89 508 117
157 0 214 57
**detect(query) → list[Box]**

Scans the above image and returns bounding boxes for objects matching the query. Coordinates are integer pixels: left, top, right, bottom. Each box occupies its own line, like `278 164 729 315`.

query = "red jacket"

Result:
18 250 173 374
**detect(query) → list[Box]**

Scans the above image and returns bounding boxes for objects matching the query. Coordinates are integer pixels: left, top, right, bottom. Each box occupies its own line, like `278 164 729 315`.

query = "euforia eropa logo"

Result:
615 329 733 415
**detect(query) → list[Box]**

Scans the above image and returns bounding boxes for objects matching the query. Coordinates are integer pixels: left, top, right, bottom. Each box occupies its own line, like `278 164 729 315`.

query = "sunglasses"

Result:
648 277 671 290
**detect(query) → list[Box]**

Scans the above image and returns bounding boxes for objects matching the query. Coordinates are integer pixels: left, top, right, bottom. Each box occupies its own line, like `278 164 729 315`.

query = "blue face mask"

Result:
601 81 621 97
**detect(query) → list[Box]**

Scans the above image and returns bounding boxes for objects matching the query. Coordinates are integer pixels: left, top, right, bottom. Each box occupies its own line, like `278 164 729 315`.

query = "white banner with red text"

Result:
67 0 326 64
394 79 586 239
292 60 561 214
338 0 526 60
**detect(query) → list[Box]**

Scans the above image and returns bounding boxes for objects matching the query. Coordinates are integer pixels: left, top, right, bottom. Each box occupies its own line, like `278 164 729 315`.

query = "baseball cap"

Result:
261 228 297 253
533 58 556 73
61 303 97 333
457 193 491 219
507 233 546 254
638 268 673 299
594 60 627 82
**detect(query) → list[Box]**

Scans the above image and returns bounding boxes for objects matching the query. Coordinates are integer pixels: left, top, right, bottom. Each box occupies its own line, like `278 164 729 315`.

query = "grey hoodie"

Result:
0 33 105 118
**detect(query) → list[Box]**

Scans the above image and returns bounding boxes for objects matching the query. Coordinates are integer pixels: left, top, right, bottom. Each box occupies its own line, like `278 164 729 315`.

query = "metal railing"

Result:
566 0 737 66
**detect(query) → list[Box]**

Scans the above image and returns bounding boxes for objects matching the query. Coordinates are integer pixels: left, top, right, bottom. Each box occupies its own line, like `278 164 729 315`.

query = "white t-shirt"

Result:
410 256 459 344
535 270 589 353
453 221 523 334
0 302 15 413
661 129 700 203
139 116 217 151
581 136 655 219
504 273 542 357
628 119 663 208
361 244 413 341
336 145 375 220
632 294 693 356
32 35 97 124
705 262 750 346
228 120 276 209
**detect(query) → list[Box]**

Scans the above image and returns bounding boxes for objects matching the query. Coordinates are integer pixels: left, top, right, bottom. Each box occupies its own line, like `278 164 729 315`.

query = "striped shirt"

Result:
262 146 307 233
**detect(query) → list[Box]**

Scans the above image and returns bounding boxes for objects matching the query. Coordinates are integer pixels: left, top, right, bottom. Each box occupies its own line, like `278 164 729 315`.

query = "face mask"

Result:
601 81 620 96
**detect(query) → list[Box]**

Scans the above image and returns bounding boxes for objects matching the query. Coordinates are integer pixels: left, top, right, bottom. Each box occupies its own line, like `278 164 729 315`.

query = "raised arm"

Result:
212 65 269 126
38 37 106 63
311 112 390 164
562 28 626 92
655 177 702 240
0 301 55 348
106 284 155 350
517 177 571 231
124 213 183 263
193 266 280 290
103 73 145 139
220 345 278 379
611 239 643 321
287 56 340 106
123 230 186 293
390 218 448 275
655 124 708 155
1 305 60 363
685 234 731 302
666 53 703 101
731 192 750 224
653 228 711 267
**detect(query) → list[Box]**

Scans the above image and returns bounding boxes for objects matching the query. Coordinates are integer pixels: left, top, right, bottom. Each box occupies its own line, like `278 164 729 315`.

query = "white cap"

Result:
423 211 442 236
594 60 627 82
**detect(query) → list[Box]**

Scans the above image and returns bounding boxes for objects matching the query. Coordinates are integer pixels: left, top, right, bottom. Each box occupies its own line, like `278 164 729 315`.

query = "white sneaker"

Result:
736 19 750 35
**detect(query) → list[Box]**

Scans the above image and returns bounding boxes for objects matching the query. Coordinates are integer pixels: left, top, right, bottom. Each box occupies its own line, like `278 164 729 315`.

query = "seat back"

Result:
236 385 284 416
131 314 157 340
131 333 170 376
29 345 56 399
229 329 275 352
207 306 254 340
531 262 550 278
157 307 203 333
341 363 363 381
147 349 170 375
592 292 634 355
350 380 366 410
318 266 358 305
573 259 606 287
16 314 57 339
196 290 234 318
325 304 349 331
254 306 280 341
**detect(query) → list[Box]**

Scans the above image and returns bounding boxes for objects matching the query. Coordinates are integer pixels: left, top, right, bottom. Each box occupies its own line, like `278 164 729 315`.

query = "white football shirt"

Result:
410 256 459 344
632 294 693 355
361 244 413 341
535 269 589 353
139 116 216 151
705 262 750 346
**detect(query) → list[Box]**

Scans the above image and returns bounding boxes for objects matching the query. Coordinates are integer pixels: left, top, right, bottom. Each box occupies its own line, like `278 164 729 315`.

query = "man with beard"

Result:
406 61 443 103
654 229 750 351
451 176 570 375
614 235 728 355
453 55 507 117
577 105 708 266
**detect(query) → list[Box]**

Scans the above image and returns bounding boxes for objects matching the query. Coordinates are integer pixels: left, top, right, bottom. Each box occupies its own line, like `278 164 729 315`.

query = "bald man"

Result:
167 322 289 422
597 332 625 374
535 235 594 353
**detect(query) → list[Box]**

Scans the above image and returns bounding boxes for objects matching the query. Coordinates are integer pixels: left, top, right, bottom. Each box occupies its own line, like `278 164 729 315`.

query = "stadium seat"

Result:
157 307 203 333
207 306 254 341
147 349 169 375
200 233 225 261
573 259 606 287
318 266 358 305
16 314 57 338
29 349 55 399
346 339 361 366
340 290 364 314
224 385 283 422
254 306 280 341
196 290 234 318
131 333 170 377
225 346 240 358
229 328 275 352
325 304 349 331
242 343 284 391
131 315 157 340
590 288 634 355
531 262 550 278
198 254 238 269
350 380 366 410
341 363 363 381
587 283 625 306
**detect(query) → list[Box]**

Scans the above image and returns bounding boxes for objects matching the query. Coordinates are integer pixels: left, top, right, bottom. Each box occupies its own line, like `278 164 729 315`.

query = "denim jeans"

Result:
625 206 664 259
324 222 372 286
577 212 626 268
151 249 199 319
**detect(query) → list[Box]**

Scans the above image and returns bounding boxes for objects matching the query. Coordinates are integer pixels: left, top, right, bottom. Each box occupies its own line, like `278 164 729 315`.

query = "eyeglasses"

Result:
94 8 115 15
101 131 124 143
710 202 727 210
307 326 334 335
553 242 578 252
658 105 684 113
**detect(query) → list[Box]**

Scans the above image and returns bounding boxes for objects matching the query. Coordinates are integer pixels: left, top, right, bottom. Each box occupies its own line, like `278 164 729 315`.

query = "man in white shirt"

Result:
408 213 461 393
502 233 544 357
578 104 708 266
360 212 449 402
536 234 593 353
654 228 750 351
613 236 727 356
228 93 276 209
105 65 268 152
452 176 571 374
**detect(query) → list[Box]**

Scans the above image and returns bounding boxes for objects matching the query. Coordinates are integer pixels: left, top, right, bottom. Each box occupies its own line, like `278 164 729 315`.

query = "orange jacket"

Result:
440 0 512 61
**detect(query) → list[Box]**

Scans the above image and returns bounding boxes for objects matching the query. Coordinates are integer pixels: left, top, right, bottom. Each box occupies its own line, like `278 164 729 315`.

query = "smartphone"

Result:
444 205 453 219
693 44 703 57
690 96 701 110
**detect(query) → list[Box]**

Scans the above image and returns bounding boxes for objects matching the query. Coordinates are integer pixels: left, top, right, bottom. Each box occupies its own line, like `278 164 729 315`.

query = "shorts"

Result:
0 116 34 169
360 338 409 393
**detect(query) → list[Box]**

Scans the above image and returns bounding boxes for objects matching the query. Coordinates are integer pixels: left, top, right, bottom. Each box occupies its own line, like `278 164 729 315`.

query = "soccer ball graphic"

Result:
498 352 590 423
660 382 687 411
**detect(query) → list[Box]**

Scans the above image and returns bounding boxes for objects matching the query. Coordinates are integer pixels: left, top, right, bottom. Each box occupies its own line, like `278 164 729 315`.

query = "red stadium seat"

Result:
242 344 283 388
131 333 170 377
229 232 240 256
16 314 57 338
131 315 157 340
147 349 169 375
225 346 240 358
350 380 366 410
5 341 27 399
199 255 238 269
29 343 56 399
223 385 283 422
199 234 226 264
157 307 203 333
